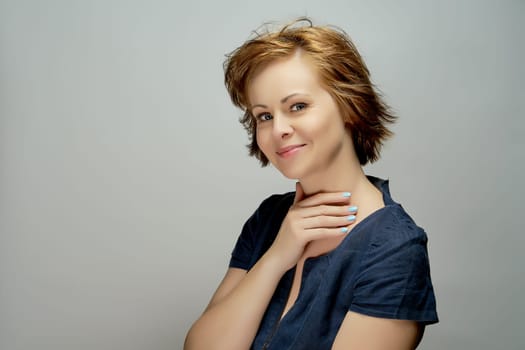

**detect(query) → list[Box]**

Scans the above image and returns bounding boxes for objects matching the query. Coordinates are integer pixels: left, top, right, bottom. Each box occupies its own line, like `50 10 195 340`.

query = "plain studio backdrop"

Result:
1 0 523 349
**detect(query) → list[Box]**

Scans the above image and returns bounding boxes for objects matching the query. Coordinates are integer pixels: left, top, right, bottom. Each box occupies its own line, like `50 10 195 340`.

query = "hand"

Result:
266 182 358 272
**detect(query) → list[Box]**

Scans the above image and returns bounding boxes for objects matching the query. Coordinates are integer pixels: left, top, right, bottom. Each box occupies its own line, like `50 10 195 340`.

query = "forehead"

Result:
247 51 324 104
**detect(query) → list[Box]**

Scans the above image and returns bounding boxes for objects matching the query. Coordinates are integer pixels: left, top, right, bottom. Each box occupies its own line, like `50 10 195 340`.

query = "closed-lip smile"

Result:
276 144 306 157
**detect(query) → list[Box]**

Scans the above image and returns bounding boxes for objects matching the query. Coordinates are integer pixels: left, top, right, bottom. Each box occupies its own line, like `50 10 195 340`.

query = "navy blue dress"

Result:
229 177 438 349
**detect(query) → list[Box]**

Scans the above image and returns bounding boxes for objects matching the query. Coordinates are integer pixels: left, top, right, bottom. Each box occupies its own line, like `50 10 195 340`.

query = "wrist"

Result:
260 247 294 275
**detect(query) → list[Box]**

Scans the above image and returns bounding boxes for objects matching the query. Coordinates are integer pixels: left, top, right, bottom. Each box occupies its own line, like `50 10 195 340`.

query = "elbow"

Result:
183 322 200 350
185 322 214 350
184 321 214 350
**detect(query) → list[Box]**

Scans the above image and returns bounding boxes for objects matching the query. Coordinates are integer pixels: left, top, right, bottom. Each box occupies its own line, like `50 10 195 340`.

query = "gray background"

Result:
1 0 523 349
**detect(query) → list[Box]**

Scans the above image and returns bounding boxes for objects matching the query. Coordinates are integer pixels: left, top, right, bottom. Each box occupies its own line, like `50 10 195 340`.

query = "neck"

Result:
298 137 382 206
299 160 367 196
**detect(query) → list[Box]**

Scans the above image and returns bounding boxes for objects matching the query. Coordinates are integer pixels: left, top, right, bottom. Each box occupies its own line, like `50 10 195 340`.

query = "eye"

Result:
291 102 307 112
256 112 273 122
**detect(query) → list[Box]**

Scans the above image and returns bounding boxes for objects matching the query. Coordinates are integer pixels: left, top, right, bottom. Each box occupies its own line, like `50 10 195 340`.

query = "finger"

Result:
304 226 353 241
296 191 352 208
297 204 358 219
301 214 357 229
293 181 305 205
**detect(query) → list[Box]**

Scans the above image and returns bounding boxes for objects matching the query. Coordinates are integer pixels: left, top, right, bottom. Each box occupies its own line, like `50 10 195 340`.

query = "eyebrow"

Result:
249 93 308 111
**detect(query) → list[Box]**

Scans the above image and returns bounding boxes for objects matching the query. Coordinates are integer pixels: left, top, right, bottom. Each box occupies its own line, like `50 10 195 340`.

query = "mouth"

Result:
276 144 306 158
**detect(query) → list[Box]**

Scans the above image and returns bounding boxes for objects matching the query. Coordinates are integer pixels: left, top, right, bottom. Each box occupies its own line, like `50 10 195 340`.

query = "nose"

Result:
271 114 294 139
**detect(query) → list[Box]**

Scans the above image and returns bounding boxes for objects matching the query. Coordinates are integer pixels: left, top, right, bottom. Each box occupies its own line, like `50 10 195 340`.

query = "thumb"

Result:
293 181 305 205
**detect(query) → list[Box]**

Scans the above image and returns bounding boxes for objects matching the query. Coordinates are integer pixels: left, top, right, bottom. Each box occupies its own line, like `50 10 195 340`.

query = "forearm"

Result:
184 252 286 350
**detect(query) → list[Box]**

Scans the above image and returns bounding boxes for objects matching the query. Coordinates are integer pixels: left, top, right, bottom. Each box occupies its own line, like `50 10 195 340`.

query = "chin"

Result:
280 172 301 180
273 164 307 181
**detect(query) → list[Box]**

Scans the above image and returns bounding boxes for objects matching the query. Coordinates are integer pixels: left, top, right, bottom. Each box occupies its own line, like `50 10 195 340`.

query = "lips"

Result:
276 144 306 158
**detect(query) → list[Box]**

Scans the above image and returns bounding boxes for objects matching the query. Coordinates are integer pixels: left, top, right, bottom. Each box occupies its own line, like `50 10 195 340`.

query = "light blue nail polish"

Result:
342 192 351 198
348 206 358 212
347 215 356 221
341 227 348 233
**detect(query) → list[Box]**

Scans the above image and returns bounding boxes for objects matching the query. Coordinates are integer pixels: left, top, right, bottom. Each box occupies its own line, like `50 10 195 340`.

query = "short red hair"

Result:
224 18 396 166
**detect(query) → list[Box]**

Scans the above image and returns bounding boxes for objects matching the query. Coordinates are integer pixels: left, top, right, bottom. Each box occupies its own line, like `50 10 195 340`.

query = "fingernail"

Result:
347 215 356 222
348 206 358 212
341 227 348 233
342 192 351 198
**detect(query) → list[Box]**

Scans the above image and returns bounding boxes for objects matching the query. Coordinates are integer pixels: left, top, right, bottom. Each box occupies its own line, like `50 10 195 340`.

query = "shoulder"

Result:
368 204 428 244
237 191 295 237
351 204 433 290
365 176 429 245
229 191 294 270
356 204 431 274
254 191 295 217
265 191 295 202
349 205 438 324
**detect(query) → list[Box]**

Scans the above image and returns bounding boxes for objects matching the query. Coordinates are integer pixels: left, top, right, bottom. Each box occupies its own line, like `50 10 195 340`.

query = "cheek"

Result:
255 128 269 153
256 127 276 160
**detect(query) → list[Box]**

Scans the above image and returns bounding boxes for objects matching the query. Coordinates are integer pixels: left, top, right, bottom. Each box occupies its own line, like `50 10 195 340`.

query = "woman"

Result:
184 18 438 350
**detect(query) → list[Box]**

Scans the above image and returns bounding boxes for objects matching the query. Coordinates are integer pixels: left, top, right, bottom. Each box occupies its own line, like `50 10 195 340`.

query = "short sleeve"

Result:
349 210 438 324
228 193 294 271
228 206 260 270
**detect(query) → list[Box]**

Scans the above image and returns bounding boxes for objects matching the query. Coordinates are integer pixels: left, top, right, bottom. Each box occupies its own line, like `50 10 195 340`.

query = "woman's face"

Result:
247 51 352 180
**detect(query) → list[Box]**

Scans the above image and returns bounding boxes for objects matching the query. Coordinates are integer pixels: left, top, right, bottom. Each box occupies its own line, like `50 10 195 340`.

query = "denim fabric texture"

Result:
229 176 438 350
